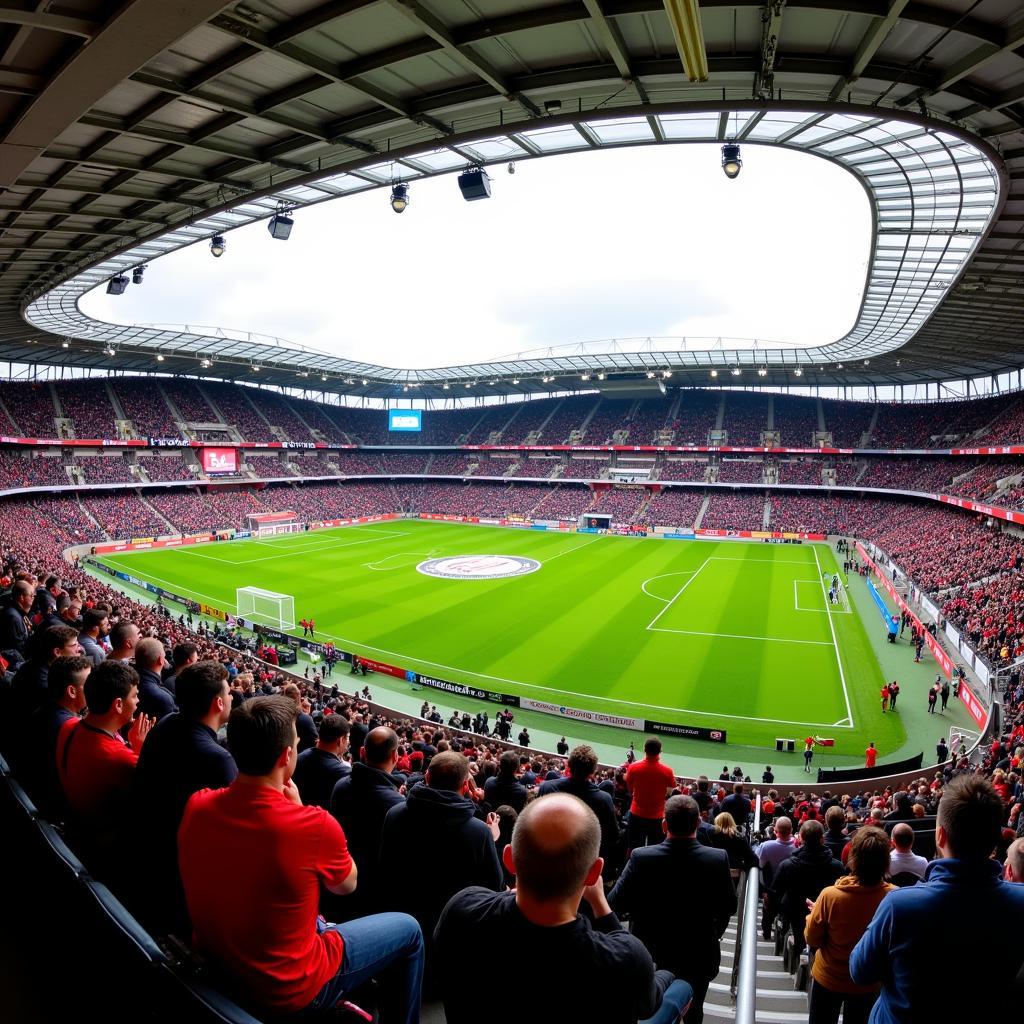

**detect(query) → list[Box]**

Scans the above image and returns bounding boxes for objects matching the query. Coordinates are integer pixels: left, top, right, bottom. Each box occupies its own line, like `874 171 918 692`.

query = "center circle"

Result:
416 555 541 580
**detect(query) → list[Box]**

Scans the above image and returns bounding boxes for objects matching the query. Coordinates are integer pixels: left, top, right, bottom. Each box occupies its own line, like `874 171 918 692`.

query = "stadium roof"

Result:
2 0 1024 399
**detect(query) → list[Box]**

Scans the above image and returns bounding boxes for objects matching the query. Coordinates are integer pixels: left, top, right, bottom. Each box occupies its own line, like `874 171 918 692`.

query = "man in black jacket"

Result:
772 819 845 949
136 637 177 722
1 580 37 665
133 659 236 930
539 744 622 873
483 750 528 812
292 713 350 808
434 793 692 1024
378 750 502 971
721 782 752 828
329 726 405 919
609 795 736 1024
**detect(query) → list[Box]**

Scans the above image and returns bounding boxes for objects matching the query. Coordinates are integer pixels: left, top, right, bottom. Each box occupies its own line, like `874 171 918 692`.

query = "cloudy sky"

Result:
81 143 870 370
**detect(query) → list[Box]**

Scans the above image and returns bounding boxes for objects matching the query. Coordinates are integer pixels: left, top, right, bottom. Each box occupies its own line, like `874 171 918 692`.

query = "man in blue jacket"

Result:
850 774 1024 1022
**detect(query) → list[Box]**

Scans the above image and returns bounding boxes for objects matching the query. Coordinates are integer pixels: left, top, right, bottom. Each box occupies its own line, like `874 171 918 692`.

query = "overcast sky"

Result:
81 144 870 370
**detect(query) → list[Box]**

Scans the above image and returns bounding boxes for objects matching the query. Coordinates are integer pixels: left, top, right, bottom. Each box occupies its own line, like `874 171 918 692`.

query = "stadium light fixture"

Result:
321 375 328 382
794 367 803 376
106 274 129 295
731 367 741 376
156 354 165 362
61 339 70 349
581 373 590 381
758 367 767 377
268 208 294 240
457 166 491 201
662 370 672 379
710 369 718 378
721 143 742 179
252 365 261 372
200 358 212 368
512 378 520 385
361 379 368 385
131 265 146 285
507 161 516 175
390 182 409 213
210 235 227 257
104 346 116 356
646 371 655 379
597 372 606 380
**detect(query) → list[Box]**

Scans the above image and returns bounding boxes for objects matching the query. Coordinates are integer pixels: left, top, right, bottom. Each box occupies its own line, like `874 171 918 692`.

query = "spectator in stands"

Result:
887 823 928 881
293 714 350 809
282 681 318 751
134 660 236 930
805 827 895 1024
163 641 198 696
107 621 139 662
177 696 424 1020
758 816 796 938
483 749 528 812
1 579 35 663
435 793 693 1024
609 795 736 1024
378 750 502 971
18 654 90 815
851 775 1024 1022
330 726 405 921
11 624 81 720
135 636 176 722
56 661 152 873
709 812 758 871
78 607 109 665
1005 837 1024 882
625 737 677 849
721 781 752 826
772 820 845 950
32 574 61 618
823 805 849 861
539 743 621 873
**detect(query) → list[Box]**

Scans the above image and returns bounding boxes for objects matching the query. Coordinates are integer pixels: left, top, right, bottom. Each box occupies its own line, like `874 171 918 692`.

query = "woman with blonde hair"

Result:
710 812 758 870
804 826 894 1024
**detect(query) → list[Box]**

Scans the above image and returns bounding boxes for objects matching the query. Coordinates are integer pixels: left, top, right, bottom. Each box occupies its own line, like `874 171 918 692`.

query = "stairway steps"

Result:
707 982 803 1003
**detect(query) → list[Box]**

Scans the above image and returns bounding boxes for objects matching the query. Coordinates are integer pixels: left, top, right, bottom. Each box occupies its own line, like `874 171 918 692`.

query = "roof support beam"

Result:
0 0 229 189
754 1 785 101
828 0 909 102
582 0 649 102
384 0 542 117
0 4 99 39
898 12 1024 108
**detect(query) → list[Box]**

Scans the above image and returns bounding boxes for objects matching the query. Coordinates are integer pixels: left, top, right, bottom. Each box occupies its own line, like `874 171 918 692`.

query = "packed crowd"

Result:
722 392 771 445
0 452 70 489
716 459 765 483
112 380 182 439
701 491 767 531
137 455 196 482
73 456 135 484
84 495 168 539
54 381 119 440
243 455 293 478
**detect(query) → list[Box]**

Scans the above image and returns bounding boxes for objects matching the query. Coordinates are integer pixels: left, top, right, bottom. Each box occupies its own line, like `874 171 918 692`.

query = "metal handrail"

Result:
732 794 763 1023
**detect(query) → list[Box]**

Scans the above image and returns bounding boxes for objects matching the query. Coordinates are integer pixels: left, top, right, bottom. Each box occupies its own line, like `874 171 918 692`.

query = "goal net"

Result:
246 511 303 537
236 587 296 630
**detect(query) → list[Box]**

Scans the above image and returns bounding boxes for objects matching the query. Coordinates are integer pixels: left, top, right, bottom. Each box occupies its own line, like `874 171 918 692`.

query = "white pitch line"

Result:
544 536 602 562
641 571 694 603
650 626 834 647
306 624 854 730
814 545 855 728
646 557 711 630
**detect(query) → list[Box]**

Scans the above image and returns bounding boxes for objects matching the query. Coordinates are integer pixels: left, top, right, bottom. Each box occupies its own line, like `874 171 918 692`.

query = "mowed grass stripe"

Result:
97 522 897 749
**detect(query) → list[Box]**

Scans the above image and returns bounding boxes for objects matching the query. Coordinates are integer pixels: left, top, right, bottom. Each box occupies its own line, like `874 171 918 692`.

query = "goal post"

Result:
246 511 303 537
236 586 296 630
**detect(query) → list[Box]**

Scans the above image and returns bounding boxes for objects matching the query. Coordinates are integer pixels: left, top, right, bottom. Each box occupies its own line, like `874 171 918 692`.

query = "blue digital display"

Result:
388 409 422 432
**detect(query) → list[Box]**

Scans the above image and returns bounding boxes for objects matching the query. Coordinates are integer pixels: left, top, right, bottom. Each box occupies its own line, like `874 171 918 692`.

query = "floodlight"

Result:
457 167 491 201
131 265 146 285
156 354 165 362
731 367 741 376
267 213 294 240
794 368 803 377
507 161 516 175
390 183 409 213
210 235 227 257
721 143 742 179
646 371 655 379
710 369 718 378
106 274 129 295
758 367 767 377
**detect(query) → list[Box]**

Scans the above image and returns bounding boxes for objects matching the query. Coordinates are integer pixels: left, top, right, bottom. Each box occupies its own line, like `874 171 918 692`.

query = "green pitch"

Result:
95 520 904 752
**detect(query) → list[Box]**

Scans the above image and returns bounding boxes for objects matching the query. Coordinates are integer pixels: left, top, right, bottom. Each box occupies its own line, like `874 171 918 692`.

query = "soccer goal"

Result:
236 587 296 630
247 511 303 537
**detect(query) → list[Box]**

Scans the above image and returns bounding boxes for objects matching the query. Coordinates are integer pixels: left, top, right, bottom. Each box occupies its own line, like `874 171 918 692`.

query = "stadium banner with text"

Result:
200 446 238 474
415 672 518 705
92 533 215 554
520 697 645 730
958 678 988 729
857 542 953 678
696 528 824 542
643 719 728 743
200 603 227 622
310 514 399 530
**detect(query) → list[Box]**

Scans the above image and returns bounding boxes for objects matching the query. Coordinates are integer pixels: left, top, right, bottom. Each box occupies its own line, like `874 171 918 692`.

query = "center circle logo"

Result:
416 555 541 580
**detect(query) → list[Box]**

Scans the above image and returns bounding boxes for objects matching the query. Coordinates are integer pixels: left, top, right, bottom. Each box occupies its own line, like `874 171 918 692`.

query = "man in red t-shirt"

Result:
56 660 152 868
178 696 423 1020
865 742 878 769
624 737 677 850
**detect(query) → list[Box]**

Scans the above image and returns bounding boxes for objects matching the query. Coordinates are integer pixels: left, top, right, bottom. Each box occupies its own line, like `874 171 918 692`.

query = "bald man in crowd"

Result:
889 822 928 880
135 637 176 722
434 793 693 1024
1005 837 1024 883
